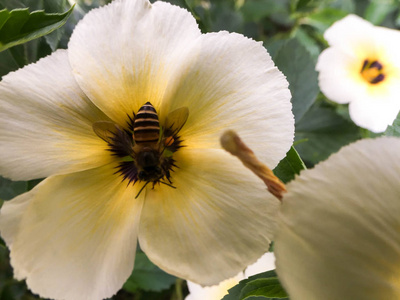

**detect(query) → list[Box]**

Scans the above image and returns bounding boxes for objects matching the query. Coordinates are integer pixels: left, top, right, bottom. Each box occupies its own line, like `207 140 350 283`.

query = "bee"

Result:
92 102 189 198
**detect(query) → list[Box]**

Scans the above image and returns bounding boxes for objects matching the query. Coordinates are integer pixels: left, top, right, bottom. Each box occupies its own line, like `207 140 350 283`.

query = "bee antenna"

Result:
135 181 149 199
160 181 176 189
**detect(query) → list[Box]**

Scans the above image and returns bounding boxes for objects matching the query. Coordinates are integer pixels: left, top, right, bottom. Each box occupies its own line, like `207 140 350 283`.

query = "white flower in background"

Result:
274 137 400 300
0 0 294 299
186 252 276 300
316 14 400 133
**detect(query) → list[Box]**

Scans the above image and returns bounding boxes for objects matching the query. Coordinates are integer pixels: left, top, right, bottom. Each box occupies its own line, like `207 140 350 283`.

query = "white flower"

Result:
186 252 276 300
0 0 294 299
316 14 400 132
275 137 400 299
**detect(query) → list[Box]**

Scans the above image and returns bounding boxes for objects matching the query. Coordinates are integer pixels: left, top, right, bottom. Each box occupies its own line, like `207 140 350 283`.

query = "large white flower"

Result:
0 0 294 299
275 137 400 299
185 252 276 300
316 14 400 133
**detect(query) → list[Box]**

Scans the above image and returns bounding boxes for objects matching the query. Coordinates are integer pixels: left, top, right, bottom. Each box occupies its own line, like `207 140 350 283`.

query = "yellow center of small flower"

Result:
360 59 385 84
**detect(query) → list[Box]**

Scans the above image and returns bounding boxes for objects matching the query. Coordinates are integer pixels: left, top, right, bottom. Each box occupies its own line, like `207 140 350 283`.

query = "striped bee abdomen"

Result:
133 102 160 144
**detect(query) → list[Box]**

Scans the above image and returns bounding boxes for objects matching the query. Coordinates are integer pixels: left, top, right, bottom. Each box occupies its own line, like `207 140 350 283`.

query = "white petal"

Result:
324 14 400 59
185 274 245 300
138 148 280 286
0 50 113 181
323 14 375 52
275 137 400 300
244 252 276 277
349 93 400 132
316 48 362 104
317 47 400 132
160 31 294 168
68 0 293 168
317 15 400 132
68 0 201 125
0 164 144 300
185 252 275 300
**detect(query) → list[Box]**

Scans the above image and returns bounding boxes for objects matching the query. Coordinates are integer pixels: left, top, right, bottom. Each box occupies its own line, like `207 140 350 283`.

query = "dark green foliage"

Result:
123 252 177 293
385 112 400 137
0 5 74 52
273 146 306 183
273 38 319 123
295 101 361 167
222 270 289 300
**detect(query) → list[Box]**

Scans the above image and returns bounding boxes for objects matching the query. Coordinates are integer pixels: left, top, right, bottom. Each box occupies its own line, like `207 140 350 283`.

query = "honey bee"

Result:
93 102 189 197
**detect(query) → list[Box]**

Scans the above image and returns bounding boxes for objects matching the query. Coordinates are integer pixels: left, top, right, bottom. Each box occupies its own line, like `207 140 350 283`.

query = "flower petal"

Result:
161 31 294 168
316 15 400 132
316 48 361 104
185 252 276 300
317 48 400 132
68 0 293 167
185 274 244 300
323 14 375 52
275 137 400 300
0 164 144 300
138 148 280 286
349 92 400 132
244 252 276 277
0 50 113 181
68 0 201 125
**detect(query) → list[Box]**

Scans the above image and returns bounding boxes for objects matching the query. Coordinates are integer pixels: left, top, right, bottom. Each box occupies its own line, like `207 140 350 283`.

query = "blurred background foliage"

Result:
0 0 400 299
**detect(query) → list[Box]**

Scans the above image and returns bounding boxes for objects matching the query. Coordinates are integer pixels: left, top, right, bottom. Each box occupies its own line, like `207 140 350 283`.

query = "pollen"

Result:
360 59 385 84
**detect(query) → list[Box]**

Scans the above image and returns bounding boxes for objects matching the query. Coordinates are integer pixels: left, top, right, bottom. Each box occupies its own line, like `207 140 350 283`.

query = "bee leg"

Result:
135 181 149 199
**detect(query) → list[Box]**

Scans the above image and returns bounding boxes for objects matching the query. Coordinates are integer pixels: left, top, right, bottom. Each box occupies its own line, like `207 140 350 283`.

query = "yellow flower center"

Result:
360 59 385 84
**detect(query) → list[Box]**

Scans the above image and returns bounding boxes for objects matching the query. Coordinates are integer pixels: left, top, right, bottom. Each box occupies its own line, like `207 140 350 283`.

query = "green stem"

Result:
173 278 184 300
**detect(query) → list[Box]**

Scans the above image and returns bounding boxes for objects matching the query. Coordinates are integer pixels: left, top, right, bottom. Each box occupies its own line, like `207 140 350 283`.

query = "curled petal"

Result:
275 137 400 300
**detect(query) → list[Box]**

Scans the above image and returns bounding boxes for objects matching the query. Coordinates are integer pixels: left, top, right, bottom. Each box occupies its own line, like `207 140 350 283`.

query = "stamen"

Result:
360 59 385 84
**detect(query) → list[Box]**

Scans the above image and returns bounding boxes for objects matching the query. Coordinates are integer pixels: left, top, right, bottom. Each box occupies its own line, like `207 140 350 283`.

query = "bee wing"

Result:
92 121 121 144
164 107 189 137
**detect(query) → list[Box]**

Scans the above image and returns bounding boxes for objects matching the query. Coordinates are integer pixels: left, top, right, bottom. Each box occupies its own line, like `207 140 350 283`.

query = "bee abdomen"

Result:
134 102 160 144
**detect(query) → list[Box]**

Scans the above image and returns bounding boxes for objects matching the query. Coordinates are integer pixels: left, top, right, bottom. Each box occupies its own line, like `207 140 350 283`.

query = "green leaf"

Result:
123 252 176 293
0 45 19 78
364 0 397 25
43 0 69 51
223 270 289 300
295 100 361 166
0 5 74 52
241 0 288 22
274 146 306 183
273 38 319 123
0 176 27 200
239 278 289 299
303 7 348 32
384 112 400 137
293 27 321 60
